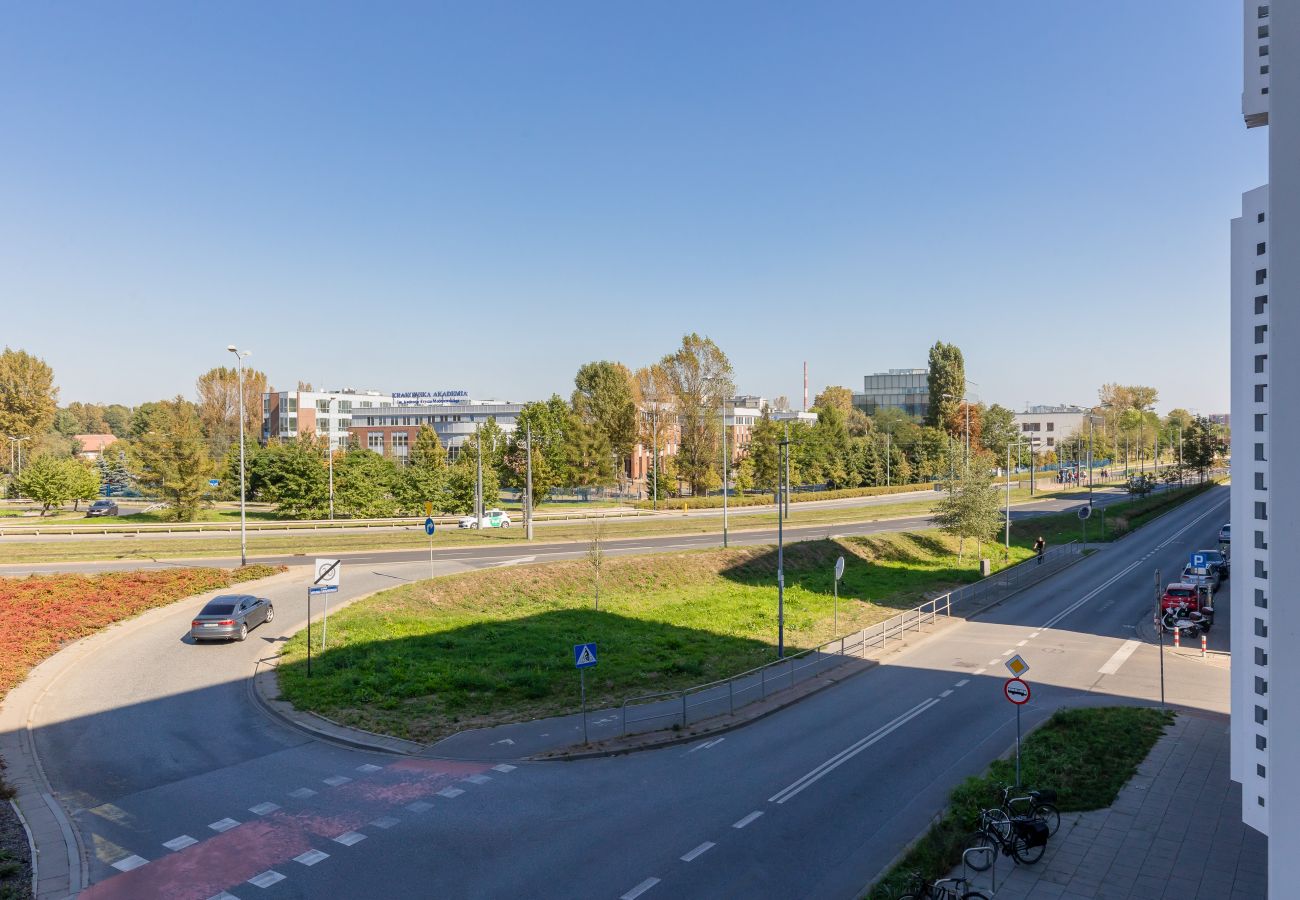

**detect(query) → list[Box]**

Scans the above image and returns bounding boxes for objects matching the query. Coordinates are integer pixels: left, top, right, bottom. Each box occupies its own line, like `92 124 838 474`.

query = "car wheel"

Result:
501 521 510 528
264 604 275 624
236 623 248 642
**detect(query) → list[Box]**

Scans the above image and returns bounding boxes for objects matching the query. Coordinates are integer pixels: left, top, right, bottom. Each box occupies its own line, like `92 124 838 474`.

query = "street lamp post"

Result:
651 403 659 512
777 429 790 658
226 345 250 567
525 422 534 541
721 399 729 548
328 397 335 521
475 423 483 525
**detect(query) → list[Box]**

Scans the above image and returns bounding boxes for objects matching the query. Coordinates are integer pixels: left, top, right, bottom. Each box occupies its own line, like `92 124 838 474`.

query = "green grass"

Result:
866 706 1174 899
1009 480 1221 551
277 532 1038 743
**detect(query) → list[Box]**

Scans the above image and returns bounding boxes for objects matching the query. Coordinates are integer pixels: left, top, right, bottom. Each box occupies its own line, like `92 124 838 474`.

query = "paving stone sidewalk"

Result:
954 713 1267 899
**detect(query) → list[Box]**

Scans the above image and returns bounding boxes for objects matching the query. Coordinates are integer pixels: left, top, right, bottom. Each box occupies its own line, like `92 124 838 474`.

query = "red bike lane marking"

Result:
81 758 496 900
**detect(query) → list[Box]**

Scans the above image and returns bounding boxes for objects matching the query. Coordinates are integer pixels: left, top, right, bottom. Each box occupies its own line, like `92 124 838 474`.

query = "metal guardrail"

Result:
617 542 1082 737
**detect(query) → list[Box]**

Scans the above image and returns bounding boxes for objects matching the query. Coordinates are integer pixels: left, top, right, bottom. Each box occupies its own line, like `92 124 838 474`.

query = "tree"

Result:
333 448 399 518
926 341 965 432
98 448 133 496
129 401 169 439
0 348 58 440
933 465 1003 560
103 404 132 438
572 361 638 488
127 397 215 521
17 455 100 515
502 397 570 507
813 386 855 419
249 437 329 518
980 404 1017 460
658 334 734 496
588 517 604 611
196 365 268 458
749 409 782 492
567 415 615 497
394 425 448 513
1182 416 1220 478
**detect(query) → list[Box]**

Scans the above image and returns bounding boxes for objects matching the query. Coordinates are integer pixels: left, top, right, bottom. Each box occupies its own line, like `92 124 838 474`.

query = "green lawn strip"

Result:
866 706 1174 899
276 532 1036 743
1009 480 1220 550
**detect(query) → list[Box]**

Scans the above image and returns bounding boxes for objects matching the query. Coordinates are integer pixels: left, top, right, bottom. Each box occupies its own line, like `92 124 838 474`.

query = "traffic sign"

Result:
1004 654 1030 677
834 556 845 581
308 584 337 595
425 501 434 517
1004 678 1030 705
424 517 436 536
573 642 598 668
1190 552 1206 568
208 479 220 487
314 558 341 589
1077 505 1091 520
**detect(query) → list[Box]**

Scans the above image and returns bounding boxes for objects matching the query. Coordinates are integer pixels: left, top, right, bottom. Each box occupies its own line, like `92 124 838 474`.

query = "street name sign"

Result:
1004 678 1030 705
573 643 598 668
1004 654 1030 677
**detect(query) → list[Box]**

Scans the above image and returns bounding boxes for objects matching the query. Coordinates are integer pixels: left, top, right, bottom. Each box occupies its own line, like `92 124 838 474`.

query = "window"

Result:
1256 268 1267 284
1255 473 1266 491
337 435 348 451
1255 559 1267 579
1255 443 1265 461
287 398 297 413
1257 734 1268 750
1260 25 1270 38
368 433 384 452
1256 647 1268 666
339 418 351 430
279 417 288 433
1255 325 1268 344
1255 501 1268 520
316 399 330 412
1255 295 1268 314
1260 45 1270 57
288 417 297 432
1255 619 1268 639
1259 796 1266 808
1259 4 1269 17
339 401 352 413
1256 677 1268 695
1255 413 1266 431
318 417 330 432
1255 704 1268 724
1256 588 1268 607
1046 422 1055 432
1258 211 1266 222
1258 764 1267 778
1255 384 1266 403
1262 87 1270 95
1257 241 1267 255
1046 437 1054 447
1261 65 1269 75
1255 354 1267 373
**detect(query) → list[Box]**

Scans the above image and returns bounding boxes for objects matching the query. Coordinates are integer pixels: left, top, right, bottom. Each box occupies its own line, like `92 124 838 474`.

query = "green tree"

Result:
980 404 1018 460
934 465 1003 560
249 437 329 518
748 409 782 492
98 448 133 496
1182 416 1220 478
196 365 269 458
567 415 615 497
658 333 734 495
502 397 571 506
0 348 58 440
17 455 99 515
334 448 399 518
127 397 215 521
395 425 448 513
572 361 638 487
926 341 965 432
67 459 102 510
129 401 169 439
813 385 855 419
103 404 132 438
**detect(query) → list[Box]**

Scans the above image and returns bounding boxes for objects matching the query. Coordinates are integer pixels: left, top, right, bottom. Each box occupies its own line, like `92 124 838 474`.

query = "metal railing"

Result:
617 541 1082 737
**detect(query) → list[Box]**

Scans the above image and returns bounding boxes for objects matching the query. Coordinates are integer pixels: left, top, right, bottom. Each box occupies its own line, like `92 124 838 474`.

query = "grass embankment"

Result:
278 533 1037 743
867 706 1174 899
1009 479 1222 550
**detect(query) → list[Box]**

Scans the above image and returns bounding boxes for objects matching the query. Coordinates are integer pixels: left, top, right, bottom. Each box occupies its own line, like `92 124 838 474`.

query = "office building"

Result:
853 369 929 418
263 389 393 451
1012 405 1088 452
348 402 525 462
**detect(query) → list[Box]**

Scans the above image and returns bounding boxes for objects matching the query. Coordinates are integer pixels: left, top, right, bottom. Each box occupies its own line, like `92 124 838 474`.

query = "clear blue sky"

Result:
1 2 1263 415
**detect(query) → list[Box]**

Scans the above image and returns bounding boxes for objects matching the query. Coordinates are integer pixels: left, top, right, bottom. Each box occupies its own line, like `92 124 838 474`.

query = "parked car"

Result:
1195 549 1230 578
457 508 513 529
85 499 119 518
1219 523 1231 544
189 594 275 642
1161 583 1207 614
1179 565 1222 592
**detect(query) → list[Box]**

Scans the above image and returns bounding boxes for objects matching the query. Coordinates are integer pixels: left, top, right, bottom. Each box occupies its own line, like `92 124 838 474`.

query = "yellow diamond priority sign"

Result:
1005 654 1030 677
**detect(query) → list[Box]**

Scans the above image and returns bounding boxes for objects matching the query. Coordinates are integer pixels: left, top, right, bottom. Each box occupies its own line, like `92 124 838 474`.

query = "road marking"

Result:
680 841 715 862
208 893 240 900
733 811 763 829
955 679 970 688
249 802 280 816
1003 649 1015 656
294 849 330 866
463 774 491 785
1016 640 1028 647
1098 640 1142 675
289 787 317 799
973 668 986 675
492 763 517 773
940 689 953 698
333 831 367 846
987 659 1000 666
438 787 465 798
323 775 352 786
111 854 148 872
163 835 197 851
405 800 434 813
356 763 383 773
621 877 661 899
1030 632 1040 638
208 818 240 833
769 698 940 805
371 816 400 829
248 869 286 888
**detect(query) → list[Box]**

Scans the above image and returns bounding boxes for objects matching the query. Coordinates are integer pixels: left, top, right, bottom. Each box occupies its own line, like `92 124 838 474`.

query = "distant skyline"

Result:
2 2 1260 416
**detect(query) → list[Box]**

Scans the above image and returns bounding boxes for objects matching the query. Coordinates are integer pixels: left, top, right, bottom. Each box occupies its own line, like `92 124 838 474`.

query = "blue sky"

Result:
1 2 1262 414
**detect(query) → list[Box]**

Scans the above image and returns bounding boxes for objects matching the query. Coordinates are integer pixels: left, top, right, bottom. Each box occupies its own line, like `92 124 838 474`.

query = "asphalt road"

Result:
23 486 1230 899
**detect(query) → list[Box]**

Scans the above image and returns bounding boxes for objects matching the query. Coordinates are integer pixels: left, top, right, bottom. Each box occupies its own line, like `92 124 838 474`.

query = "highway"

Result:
15 485 1230 899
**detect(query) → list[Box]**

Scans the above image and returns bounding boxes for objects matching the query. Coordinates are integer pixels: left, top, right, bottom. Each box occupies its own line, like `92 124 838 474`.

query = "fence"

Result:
617 542 1082 737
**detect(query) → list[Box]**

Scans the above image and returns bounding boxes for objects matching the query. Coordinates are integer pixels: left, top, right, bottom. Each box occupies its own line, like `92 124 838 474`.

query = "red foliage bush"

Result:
0 565 283 697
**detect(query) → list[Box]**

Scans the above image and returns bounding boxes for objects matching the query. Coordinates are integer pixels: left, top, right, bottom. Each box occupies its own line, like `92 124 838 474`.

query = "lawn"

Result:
866 706 1174 899
277 532 1038 743
1009 479 1222 550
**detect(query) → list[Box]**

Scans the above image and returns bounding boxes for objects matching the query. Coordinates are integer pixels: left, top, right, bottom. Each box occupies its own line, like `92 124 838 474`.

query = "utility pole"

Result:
777 430 789 657
721 399 729 548
226 346 250 567
475 423 483 525
783 422 790 519
885 432 891 486
1005 442 1011 559
651 404 659 512
328 397 335 521
525 422 534 541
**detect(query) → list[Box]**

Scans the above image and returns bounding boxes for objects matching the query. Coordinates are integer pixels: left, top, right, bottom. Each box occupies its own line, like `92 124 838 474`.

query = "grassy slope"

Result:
278 533 1037 742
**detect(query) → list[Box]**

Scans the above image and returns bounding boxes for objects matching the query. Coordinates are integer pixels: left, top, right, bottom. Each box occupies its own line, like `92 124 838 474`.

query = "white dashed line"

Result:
289 788 317 799
295 849 329 866
439 787 465 798
492 764 517 773
1016 640 1028 647
163 835 197 852
208 818 240 833
680 841 715 862
987 659 1000 666
955 679 970 688
249 802 280 816
1003 649 1015 656
208 892 240 900
464 774 491 785
323 775 352 787
1030 632 1040 638
1098 640 1142 675
333 831 367 846
940 689 953 698
405 800 434 813
356 763 383 773
973 668 986 675
733 811 764 829
621 877 661 899
111 855 148 872
371 816 400 829
248 870 285 888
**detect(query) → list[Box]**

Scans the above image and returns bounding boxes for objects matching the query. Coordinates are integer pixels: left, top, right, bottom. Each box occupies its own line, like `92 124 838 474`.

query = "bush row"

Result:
630 481 940 511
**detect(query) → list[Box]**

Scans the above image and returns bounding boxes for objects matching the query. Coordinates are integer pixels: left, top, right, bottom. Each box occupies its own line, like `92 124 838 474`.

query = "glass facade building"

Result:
854 369 930 418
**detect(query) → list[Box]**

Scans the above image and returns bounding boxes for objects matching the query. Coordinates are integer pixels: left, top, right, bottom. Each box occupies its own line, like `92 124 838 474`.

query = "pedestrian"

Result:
1034 535 1046 564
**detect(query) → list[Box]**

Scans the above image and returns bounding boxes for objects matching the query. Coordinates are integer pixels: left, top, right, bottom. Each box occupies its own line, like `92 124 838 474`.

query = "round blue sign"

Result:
424 517 436 536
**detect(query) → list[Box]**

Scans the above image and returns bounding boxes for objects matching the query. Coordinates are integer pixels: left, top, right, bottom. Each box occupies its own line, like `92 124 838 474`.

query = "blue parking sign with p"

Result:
1191 552 1206 568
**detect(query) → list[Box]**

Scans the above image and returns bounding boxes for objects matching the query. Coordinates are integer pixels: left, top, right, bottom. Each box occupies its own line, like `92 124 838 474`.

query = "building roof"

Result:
74 434 118 453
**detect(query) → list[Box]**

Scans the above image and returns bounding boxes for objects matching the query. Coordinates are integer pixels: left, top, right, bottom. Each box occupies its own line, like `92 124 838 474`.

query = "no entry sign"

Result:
1004 678 1031 705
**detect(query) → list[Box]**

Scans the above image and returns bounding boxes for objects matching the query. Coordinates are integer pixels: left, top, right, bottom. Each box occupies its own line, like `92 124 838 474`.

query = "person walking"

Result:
1034 535 1046 565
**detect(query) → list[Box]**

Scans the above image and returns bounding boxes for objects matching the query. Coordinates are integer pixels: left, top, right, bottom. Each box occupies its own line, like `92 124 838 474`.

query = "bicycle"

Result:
997 782 1061 836
894 869 990 900
964 806 1049 870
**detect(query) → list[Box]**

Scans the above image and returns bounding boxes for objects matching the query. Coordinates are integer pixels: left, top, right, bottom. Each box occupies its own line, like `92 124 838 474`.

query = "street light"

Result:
226 345 251 567
720 396 730 548
1084 413 1104 507
777 427 791 658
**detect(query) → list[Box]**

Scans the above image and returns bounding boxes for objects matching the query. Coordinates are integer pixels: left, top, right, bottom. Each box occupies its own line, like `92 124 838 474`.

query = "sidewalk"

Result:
954 713 1266 899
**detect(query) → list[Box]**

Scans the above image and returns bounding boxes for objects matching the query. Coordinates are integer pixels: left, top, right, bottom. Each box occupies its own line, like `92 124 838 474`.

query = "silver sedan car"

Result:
189 594 275 642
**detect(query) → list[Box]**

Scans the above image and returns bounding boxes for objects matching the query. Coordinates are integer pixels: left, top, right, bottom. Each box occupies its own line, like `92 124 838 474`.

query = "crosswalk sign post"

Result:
574 643 597 744
308 559 341 677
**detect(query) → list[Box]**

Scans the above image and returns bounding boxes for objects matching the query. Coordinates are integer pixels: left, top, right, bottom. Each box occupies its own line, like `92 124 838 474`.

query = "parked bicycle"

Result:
894 869 990 900
997 782 1061 836
964 806 1049 870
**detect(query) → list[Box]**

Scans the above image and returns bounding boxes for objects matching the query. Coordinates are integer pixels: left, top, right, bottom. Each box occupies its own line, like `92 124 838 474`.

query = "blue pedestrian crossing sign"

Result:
573 642 598 668
208 479 220 487
424 517 436 536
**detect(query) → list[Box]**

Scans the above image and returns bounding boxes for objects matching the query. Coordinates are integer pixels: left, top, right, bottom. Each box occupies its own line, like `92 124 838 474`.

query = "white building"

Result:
263 389 394 451
1012 405 1088 453
1230 3 1296 889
